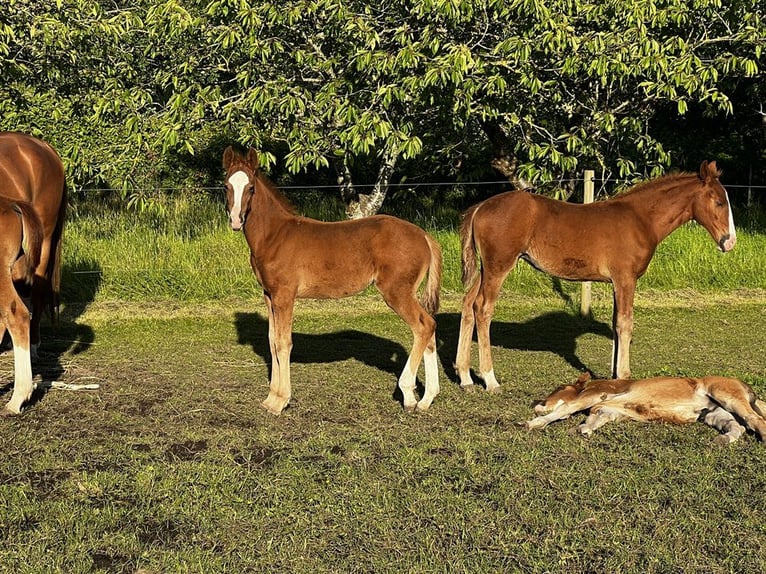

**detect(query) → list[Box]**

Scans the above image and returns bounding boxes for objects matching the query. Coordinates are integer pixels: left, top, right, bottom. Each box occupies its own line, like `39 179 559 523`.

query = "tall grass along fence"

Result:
63 180 766 306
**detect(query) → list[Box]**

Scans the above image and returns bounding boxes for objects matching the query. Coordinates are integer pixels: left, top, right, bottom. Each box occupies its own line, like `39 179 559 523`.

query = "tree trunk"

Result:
336 148 399 219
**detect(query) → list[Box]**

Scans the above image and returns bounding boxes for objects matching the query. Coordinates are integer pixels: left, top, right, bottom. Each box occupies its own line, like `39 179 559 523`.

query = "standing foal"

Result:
223 147 442 415
456 161 736 390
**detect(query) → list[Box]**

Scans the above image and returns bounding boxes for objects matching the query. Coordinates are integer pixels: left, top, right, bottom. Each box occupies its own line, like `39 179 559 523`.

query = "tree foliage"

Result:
1 0 763 212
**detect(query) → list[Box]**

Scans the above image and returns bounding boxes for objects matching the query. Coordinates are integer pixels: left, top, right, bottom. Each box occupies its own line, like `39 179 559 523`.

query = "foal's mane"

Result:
617 171 698 197
253 170 298 215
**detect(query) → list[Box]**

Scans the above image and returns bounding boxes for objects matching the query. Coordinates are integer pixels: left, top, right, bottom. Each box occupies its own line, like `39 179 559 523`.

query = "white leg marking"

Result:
704 407 746 444
6 346 33 414
416 347 439 411
481 369 501 393
399 357 417 411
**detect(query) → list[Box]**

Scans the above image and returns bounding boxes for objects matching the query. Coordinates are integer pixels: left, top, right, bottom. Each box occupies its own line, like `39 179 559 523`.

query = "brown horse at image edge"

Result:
456 161 736 391
0 197 43 415
0 132 67 357
223 147 443 415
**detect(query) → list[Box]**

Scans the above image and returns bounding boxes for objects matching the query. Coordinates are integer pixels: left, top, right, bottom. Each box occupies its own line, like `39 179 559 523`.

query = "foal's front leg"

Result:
261 292 295 415
611 280 635 379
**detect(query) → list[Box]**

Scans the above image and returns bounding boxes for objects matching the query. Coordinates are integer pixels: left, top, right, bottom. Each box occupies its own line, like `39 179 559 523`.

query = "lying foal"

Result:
525 372 766 445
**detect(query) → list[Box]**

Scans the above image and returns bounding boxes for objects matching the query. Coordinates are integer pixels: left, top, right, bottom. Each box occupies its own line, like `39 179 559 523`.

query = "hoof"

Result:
261 396 288 416
415 400 432 413
1 406 20 417
713 435 734 447
460 384 477 393
486 385 502 394
403 403 417 413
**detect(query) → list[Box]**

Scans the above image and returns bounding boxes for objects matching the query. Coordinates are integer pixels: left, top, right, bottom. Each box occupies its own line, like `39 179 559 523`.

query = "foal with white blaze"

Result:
223 147 443 415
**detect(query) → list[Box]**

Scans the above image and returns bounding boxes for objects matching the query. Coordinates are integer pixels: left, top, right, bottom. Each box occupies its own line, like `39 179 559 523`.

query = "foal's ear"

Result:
575 371 592 385
699 160 720 181
246 148 260 170
222 145 235 169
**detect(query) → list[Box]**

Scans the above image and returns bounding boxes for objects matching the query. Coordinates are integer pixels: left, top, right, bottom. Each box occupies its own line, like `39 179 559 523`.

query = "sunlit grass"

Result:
61 197 766 304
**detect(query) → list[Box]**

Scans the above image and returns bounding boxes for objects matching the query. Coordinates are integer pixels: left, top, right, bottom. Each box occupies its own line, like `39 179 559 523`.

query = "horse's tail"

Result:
420 233 442 316
48 181 67 321
460 202 483 288
14 201 43 285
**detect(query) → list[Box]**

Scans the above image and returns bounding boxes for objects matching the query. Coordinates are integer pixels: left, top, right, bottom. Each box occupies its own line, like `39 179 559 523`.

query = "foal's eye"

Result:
716 200 725 207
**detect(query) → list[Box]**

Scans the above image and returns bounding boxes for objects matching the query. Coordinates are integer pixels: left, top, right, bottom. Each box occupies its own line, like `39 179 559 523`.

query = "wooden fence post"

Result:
580 170 595 317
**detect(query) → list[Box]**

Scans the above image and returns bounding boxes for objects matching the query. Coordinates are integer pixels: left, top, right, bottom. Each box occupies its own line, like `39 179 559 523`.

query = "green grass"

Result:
62 198 766 304
1 295 766 573
3 197 766 572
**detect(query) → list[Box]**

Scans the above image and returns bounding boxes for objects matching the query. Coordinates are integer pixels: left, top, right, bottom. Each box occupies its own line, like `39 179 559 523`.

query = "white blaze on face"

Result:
227 170 250 230
723 191 736 251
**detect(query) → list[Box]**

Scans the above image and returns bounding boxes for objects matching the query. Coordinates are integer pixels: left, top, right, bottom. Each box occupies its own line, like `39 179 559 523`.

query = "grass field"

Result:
1 291 766 573
61 197 766 303
1 197 765 572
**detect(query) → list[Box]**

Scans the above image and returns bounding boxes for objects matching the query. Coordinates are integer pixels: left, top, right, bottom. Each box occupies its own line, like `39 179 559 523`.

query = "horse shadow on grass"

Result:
1 259 100 410
436 309 613 387
234 312 414 407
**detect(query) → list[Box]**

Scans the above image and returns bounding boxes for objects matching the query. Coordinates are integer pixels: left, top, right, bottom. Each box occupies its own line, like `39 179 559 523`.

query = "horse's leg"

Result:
29 241 53 359
261 291 295 415
263 292 278 392
455 275 481 390
705 379 766 442
611 279 636 379
378 280 437 412
417 331 440 411
473 267 512 392
578 407 624 436
1 280 34 415
702 407 747 445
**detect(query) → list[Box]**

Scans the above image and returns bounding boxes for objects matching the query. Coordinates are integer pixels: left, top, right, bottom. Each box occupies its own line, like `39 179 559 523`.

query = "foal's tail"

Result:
14 201 43 285
48 182 67 321
420 233 442 316
460 202 483 288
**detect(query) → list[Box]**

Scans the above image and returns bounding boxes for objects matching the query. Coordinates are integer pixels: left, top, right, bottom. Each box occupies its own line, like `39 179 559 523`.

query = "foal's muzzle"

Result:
228 208 245 231
718 234 736 252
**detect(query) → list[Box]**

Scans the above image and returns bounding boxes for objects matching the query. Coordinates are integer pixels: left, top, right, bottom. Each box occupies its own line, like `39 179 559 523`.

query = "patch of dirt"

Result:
165 439 208 461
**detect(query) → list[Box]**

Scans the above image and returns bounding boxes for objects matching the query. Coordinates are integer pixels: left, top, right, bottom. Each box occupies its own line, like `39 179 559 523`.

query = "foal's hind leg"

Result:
455 275 481 389
378 281 438 412
29 240 53 359
702 407 747 445
472 265 514 393
1 280 34 415
417 331 439 411
706 377 766 442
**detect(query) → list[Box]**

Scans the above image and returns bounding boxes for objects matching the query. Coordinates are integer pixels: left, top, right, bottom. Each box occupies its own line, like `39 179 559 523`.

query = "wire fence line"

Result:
73 179 766 194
